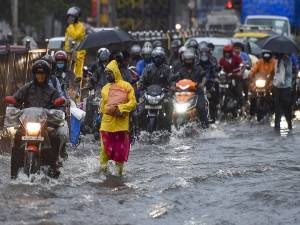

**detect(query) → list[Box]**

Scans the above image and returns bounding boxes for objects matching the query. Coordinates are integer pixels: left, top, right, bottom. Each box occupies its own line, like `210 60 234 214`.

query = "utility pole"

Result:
11 0 18 44
96 0 100 27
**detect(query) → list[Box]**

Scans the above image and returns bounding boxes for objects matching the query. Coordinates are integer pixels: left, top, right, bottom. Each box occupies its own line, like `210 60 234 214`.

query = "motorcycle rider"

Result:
199 46 218 123
140 47 172 131
207 42 219 71
88 48 111 91
53 50 73 98
249 50 276 116
173 48 209 128
11 60 61 178
233 42 251 101
169 39 182 73
64 6 86 80
186 39 200 63
136 42 153 77
219 44 244 112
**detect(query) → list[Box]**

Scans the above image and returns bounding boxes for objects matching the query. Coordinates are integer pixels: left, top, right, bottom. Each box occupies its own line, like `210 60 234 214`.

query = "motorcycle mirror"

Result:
5 96 16 105
54 98 65 106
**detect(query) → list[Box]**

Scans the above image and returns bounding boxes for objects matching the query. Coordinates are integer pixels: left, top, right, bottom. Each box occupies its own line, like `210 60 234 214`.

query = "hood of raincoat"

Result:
106 60 123 82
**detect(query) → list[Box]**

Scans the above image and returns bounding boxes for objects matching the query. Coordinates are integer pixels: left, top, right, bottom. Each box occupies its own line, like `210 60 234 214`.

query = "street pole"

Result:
11 0 18 44
96 0 100 27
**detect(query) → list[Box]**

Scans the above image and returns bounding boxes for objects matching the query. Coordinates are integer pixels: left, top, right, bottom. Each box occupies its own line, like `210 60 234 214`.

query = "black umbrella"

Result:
78 29 133 50
258 35 300 54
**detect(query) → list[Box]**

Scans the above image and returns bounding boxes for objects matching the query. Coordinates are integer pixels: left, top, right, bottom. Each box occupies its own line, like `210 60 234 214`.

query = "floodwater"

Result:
0 120 300 225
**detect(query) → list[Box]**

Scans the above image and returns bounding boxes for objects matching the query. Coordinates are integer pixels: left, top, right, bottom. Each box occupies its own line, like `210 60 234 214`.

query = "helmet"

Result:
178 46 187 55
182 49 195 62
41 54 55 71
32 59 51 76
143 41 153 49
199 41 208 49
186 39 198 49
152 40 163 48
207 43 215 51
54 51 68 70
151 47 166 66
171 39 182 48
54 50 68 62
141 45 153 59
130 44 141 56
223 44 233 53
97 48 111 62
151 47 166 59
67 7 81 18
233 42 245 51
199 47 209 62
262 49 272 61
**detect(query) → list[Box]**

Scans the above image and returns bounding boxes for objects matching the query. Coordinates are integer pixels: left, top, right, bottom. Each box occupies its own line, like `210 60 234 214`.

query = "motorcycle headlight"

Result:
256 79 266 88
146 94 164 105
26 122 41 136
175 103 190 113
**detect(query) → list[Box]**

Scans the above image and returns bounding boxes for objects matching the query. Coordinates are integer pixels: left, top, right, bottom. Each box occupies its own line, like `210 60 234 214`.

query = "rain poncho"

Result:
65 22 86 78
99 60 137 172
100 60 137 132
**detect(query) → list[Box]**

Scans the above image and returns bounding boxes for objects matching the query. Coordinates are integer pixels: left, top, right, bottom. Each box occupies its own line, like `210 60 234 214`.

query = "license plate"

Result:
22 136 44 141
145 105 162 109
219 84 229 88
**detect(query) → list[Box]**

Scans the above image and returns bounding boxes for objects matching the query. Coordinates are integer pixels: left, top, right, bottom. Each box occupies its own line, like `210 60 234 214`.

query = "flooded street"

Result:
1 120 300 225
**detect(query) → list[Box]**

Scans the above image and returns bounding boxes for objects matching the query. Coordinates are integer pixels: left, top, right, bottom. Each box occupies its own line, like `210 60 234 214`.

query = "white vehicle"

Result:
206 11 240 34
48 37 65 50
245 15 291 37
186 37 232 61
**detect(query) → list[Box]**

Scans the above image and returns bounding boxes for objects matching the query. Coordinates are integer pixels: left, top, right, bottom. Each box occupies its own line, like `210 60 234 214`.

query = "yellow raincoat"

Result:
100 60 137 132
65 21 86 78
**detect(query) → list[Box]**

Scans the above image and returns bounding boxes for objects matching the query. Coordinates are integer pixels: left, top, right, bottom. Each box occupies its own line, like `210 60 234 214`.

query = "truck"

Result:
241 0 300 36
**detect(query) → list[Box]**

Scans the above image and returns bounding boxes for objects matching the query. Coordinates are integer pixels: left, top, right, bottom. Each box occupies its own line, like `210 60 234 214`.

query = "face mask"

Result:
153 57 164 66
56 63 65 70
224 53 231 59
200 56 209 61
105 72 115 83
35 73 46 84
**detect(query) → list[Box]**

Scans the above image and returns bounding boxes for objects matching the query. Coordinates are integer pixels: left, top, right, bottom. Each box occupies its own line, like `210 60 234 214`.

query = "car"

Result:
186 37 232 61
47 37 65 50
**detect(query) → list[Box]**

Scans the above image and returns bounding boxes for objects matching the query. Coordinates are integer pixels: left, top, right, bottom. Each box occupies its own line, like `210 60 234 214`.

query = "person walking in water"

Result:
99 60 137 176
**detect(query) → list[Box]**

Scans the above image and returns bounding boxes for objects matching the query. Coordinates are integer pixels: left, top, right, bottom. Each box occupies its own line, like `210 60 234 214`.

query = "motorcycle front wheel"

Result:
23 151 40 176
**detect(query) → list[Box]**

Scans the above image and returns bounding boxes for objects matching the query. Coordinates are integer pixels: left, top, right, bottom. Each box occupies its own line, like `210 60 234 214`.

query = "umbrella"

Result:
258 35 300 54
78 29 133 50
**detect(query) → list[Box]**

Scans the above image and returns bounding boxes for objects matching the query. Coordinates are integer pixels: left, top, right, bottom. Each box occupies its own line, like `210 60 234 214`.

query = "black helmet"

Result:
97 48 111 62
186 39 198 49
130 44 141 56
262 49 272 61
207 43 215 51
182 48 195 63
41 54 55 71
67 7 81 21
171 39 182 48
32 59 51 77
152 47 166 66
233 42 245 51
151 47 166 59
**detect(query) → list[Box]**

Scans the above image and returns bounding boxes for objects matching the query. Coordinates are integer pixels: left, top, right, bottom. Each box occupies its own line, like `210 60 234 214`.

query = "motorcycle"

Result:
218 69 241 118
139 84 171 133
173 79 198 129
252 73 273 121
5 96 65 178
